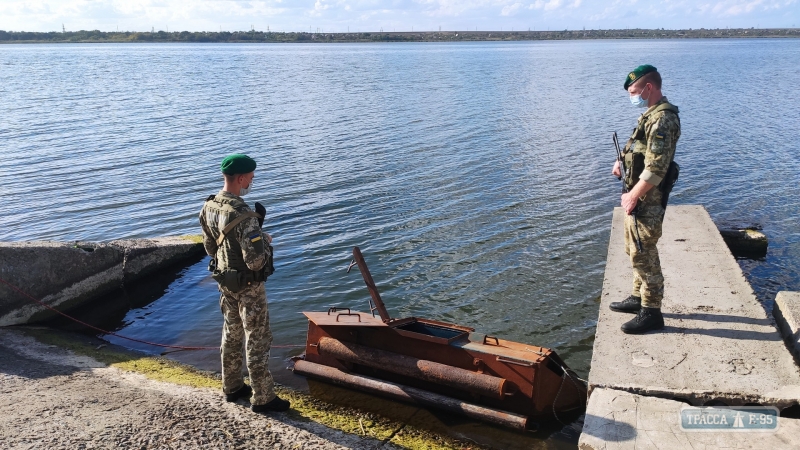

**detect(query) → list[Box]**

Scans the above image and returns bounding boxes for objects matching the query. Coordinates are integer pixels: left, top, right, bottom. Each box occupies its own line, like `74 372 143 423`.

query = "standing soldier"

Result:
199 154 290 412
610 65 681 334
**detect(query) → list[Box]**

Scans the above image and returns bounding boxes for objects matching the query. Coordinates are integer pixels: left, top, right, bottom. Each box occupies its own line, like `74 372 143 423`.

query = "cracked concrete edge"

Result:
773 292 800 364
578 387 800 450
587 382 800 411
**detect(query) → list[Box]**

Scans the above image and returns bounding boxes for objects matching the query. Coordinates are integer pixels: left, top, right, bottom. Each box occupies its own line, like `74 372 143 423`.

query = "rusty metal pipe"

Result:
317 337 508 399
352 247 391 321
294 359 528 431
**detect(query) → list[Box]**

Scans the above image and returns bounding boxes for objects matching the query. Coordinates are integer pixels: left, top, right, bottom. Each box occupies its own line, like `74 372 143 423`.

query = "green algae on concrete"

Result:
272 385 481 449
21 327 484 450
180 234 204 245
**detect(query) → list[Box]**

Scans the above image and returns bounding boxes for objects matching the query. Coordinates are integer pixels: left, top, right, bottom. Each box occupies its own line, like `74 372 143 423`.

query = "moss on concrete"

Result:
180 234 204 245
21 327 483 450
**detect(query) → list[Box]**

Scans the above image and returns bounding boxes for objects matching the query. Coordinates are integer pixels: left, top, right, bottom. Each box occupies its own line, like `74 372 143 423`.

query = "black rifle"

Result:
613 132 643 252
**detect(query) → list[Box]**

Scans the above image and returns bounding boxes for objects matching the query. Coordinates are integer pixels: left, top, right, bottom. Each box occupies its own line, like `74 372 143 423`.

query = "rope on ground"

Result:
0 276 304 353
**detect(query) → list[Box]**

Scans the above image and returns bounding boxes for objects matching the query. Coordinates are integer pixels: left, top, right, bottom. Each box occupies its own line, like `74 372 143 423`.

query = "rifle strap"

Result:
215 212 261 247
623 127 637 154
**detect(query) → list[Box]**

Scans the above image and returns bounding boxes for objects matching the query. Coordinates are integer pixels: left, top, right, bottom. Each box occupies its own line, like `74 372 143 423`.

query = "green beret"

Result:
624 64 657 90
220 154 257 175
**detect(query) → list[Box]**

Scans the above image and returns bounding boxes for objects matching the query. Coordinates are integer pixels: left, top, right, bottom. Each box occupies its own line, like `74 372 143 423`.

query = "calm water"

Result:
2 39 800 446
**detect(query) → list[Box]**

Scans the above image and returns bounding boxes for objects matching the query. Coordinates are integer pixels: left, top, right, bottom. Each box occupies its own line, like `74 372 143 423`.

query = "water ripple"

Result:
1 40 799 383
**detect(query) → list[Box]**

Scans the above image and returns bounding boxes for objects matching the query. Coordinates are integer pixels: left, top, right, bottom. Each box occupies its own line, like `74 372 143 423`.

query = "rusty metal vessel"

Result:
293 247 587 431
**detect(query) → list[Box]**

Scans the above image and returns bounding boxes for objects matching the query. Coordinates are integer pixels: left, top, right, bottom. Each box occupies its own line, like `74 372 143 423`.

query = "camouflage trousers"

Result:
624 209 665 308
219 282 275 405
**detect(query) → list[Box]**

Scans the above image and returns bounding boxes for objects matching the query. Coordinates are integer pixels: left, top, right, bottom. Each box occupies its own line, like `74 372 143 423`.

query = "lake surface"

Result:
2 39 799 447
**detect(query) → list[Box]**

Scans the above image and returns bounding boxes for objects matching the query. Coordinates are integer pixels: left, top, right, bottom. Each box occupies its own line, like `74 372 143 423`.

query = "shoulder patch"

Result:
655 131 665 140
249 232 262 243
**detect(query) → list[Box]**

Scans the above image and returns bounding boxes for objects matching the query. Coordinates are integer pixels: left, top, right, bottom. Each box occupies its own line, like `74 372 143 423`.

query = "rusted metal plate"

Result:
455 340 547 364
302 311 387 327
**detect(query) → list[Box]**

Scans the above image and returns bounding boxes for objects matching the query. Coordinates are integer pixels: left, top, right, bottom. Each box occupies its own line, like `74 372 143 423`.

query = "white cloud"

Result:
712 0 788 16
501 2 524 15
530 0 564 11
310 0 329 17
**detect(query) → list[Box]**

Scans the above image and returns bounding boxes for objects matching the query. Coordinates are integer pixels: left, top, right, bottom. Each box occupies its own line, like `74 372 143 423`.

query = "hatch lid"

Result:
303 309 388 327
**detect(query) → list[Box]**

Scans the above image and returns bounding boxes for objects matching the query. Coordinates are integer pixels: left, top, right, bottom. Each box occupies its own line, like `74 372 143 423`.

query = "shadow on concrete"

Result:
0 341 81 380
579 413 637 442
663 312 773 326
660 325 781 341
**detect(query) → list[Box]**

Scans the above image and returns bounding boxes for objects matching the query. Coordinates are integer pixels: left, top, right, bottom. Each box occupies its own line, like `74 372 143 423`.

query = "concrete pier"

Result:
579 206 800 448
0 237 204 326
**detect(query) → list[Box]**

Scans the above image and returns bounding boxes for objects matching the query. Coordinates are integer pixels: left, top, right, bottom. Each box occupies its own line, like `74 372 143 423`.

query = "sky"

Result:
1 0 797 33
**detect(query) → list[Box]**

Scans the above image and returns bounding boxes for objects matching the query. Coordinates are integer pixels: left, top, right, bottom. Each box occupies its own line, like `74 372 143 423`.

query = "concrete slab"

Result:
579 388 800 450
587 206 800 408
773 291 800 362
0 237 204 326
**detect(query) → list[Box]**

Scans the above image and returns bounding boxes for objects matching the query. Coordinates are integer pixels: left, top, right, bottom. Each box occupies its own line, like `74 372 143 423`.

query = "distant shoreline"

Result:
1 28 798 44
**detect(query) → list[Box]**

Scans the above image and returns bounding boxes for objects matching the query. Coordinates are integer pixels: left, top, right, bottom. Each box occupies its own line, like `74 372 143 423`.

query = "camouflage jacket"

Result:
623 97 681 211
199 190 268 273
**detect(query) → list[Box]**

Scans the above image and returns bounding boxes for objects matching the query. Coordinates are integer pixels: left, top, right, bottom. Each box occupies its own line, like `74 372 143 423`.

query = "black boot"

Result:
252 395 291 413
621 307 664 334
225 384 252 402
609 295 641 314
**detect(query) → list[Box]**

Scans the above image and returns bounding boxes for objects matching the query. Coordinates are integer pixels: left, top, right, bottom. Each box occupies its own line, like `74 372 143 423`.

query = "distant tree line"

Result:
0 28 797 44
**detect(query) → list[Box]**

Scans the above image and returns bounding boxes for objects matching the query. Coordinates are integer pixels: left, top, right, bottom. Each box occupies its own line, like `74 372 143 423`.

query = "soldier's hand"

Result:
254 202 266 228
621 193 638 215
612 160 621 179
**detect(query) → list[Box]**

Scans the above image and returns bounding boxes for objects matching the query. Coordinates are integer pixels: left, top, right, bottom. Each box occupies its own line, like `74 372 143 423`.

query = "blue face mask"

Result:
629 94 647 108
629 85 650 108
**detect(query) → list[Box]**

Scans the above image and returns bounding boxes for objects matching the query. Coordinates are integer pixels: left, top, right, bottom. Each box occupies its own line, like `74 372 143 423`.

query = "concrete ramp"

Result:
587 205 800 408
0 237 204 326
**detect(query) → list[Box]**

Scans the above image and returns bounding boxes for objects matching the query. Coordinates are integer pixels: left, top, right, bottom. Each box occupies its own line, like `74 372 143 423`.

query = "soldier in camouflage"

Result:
199 154 290 413
610 65 681 334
